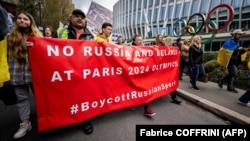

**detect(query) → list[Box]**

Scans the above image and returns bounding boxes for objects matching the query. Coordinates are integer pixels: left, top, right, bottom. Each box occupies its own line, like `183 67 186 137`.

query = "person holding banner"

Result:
116 36 124 45
217 29 248 93
173 38 185 80
131 34 156 117
164 36 182 105
54 9 94 135
95 22 113 43
6 11 43 139
43 26 54 38
152 34 165 46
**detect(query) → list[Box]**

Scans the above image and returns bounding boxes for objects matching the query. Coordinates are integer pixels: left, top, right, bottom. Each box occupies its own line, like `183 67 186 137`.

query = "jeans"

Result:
239 89 250 103
190 64 205 87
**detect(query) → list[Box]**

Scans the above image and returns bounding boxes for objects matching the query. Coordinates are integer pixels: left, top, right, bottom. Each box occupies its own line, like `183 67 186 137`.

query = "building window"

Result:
167 5 173 19
130 0 133 12
133 13 136 24
221 0 231 5
175 4 181 18
191 0 199 15
183 2 190 17
210 0 219 10
167 24 173 35
143 0 147 8
153 26 158 37
232 0 240 8
229 20 239 30
200 0 208 13
153 8 158 21
138 11 141 23
134 0 137 10
243 0 250 6
155 0 159 6
242 20 250 29
160 7 166 21
148 10 152 22
149 0 153 7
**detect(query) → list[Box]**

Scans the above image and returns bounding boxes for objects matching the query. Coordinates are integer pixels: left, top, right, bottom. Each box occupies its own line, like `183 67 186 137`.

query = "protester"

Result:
189 35 205 91
95 22 113 43
116 36 123 45
93 22 113 116
238 89 250 107
217 29 247 93
181 39 192 78
7 11 43 139
43 26 53 38
63 23 69 29
173 38 185 80
152 34 164 46
131 34 156 117
53 9 94 134
165 36 182 104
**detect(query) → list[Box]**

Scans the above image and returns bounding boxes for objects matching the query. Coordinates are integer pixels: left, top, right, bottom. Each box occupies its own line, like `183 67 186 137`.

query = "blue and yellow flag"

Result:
223 38 240 51
217 38 241 67
217 47 233 67
0 37 10 87
241 52 247 62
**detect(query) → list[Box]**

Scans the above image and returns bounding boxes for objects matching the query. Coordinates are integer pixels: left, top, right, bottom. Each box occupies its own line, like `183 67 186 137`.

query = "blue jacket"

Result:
223 38 240 51
0 6 10 41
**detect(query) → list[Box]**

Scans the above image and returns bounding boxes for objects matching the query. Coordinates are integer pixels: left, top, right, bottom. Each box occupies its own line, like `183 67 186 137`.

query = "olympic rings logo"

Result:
172 4 234 44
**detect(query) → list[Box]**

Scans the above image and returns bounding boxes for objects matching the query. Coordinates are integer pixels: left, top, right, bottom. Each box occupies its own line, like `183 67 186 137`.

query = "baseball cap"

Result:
72 9 86 18
231 29 245 35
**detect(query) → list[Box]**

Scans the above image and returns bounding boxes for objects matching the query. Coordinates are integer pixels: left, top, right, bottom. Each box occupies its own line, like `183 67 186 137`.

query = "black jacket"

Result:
53 25 93 40
189 45 203 67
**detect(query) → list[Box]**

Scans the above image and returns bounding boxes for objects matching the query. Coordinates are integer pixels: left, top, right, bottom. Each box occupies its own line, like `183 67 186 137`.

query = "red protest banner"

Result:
28 37 180 132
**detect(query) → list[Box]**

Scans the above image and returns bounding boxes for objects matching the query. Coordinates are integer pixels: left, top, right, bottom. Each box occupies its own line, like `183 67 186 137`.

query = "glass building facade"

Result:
113 0 250 51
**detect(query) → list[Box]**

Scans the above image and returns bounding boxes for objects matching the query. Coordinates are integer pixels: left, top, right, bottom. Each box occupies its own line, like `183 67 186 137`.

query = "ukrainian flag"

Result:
241 52 247 62
217 47 233 67
0 37 10 87
217 38 240 67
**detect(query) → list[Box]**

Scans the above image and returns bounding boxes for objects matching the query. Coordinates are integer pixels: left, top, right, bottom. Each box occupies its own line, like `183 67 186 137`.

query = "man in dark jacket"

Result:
218 29 247 93
53 9 94 134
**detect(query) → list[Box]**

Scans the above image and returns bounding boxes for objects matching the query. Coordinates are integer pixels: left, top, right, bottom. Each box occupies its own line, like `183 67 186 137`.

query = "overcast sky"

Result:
72 0 119 13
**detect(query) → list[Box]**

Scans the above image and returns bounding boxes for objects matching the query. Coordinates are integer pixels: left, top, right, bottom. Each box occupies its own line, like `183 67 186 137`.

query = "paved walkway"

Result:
177 75 250 124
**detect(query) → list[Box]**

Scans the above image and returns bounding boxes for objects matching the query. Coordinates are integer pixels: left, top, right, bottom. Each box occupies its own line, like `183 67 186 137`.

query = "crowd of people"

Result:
0 6 250 140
